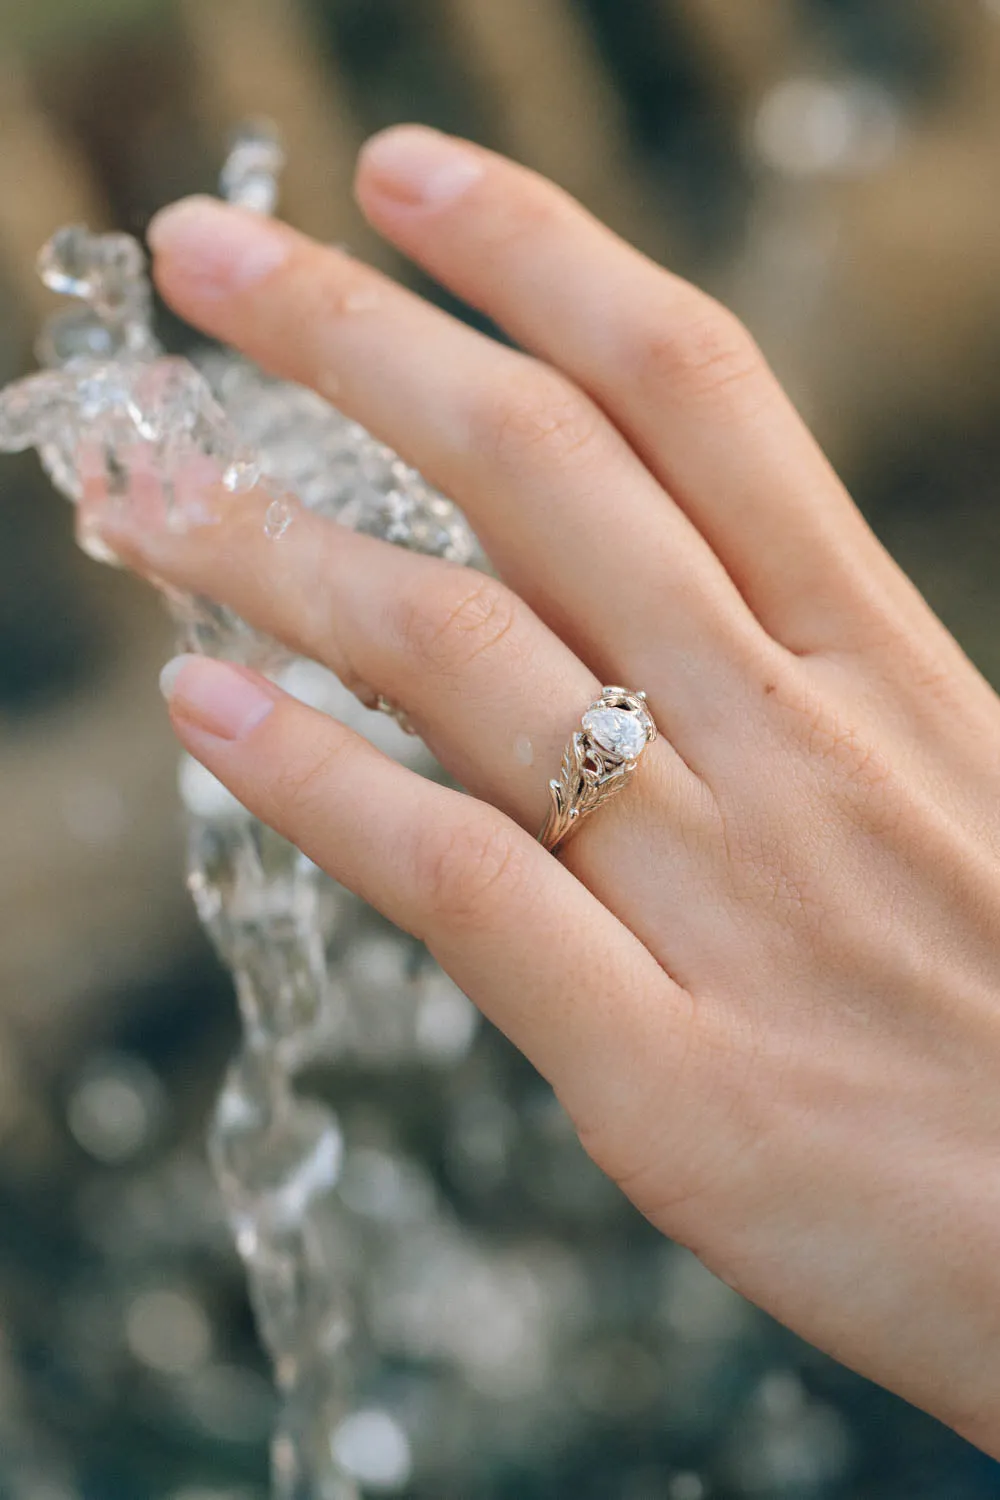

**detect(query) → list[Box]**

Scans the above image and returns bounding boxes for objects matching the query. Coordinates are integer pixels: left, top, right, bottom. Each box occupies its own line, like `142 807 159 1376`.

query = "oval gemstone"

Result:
582 706 647 760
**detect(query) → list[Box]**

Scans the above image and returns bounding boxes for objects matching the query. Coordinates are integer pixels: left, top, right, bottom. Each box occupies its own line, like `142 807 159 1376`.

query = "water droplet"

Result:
514 733 534 766
264 497 294 540
342 287 380 314
223 457 261 493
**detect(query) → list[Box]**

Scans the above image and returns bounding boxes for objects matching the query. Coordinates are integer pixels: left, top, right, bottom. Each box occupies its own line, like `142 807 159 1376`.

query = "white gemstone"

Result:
582 706 647 760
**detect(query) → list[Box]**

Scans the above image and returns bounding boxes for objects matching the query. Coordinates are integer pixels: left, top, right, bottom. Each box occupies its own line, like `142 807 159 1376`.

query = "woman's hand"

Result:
99 127 1000 1453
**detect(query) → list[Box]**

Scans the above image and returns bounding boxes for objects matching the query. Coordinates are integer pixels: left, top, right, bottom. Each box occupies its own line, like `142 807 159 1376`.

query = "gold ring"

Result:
538 687 657 855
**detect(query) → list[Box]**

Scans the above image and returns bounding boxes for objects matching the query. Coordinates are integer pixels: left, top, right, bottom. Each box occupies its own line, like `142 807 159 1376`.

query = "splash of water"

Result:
0 127 479 1500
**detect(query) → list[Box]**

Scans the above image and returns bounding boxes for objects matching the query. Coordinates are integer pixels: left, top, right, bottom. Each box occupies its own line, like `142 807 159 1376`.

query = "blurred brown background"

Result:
1 2 1000 1497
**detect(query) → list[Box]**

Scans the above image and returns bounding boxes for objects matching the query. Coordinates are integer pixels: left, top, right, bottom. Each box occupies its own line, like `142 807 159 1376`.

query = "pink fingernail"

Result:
359 126 484 207
148 196 290 296
159 654 276 741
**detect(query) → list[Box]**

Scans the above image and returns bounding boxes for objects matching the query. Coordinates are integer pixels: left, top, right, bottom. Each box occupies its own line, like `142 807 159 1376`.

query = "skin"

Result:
95 126 1000 1454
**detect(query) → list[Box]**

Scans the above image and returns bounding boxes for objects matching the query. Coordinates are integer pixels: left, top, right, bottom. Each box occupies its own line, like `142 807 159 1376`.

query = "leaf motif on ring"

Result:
538 688 655 854
541 732 636 852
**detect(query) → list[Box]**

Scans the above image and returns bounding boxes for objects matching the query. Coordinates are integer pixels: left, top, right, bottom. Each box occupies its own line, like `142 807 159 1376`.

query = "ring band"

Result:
538 687 657 854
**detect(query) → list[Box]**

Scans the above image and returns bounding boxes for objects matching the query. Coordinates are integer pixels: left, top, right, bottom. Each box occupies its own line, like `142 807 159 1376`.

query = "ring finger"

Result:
98 484 704 839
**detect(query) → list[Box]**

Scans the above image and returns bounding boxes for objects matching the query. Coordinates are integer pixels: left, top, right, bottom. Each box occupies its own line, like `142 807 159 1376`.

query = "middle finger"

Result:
147 197 778 763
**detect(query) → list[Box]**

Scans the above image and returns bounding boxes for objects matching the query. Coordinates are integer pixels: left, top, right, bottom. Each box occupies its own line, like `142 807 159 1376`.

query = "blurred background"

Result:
2 1 1000 1497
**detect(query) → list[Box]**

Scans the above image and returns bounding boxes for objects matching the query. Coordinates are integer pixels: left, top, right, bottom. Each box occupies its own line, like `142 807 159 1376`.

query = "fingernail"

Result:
359 126 484 207
148 196 290 296
159 654 276 740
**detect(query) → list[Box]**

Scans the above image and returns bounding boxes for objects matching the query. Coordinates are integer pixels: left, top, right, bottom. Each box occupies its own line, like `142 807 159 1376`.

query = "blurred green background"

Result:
2 2 1000 1498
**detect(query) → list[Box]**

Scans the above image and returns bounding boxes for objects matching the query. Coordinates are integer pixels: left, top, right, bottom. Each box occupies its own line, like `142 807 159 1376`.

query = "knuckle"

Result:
419 816 525 926
471 364 604 471
641 292 762 406
392 569 521 679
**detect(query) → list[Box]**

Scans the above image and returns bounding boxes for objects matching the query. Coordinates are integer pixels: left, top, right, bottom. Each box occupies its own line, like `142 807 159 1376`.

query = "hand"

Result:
100 126 1000 1453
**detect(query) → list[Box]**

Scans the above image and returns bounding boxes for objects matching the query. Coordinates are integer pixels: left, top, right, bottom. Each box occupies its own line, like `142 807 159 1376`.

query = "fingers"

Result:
99 479 716 951
146 195 776 759
100 481 707 848
158 652 690 1134
99 481 610 832
353 126 925 656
